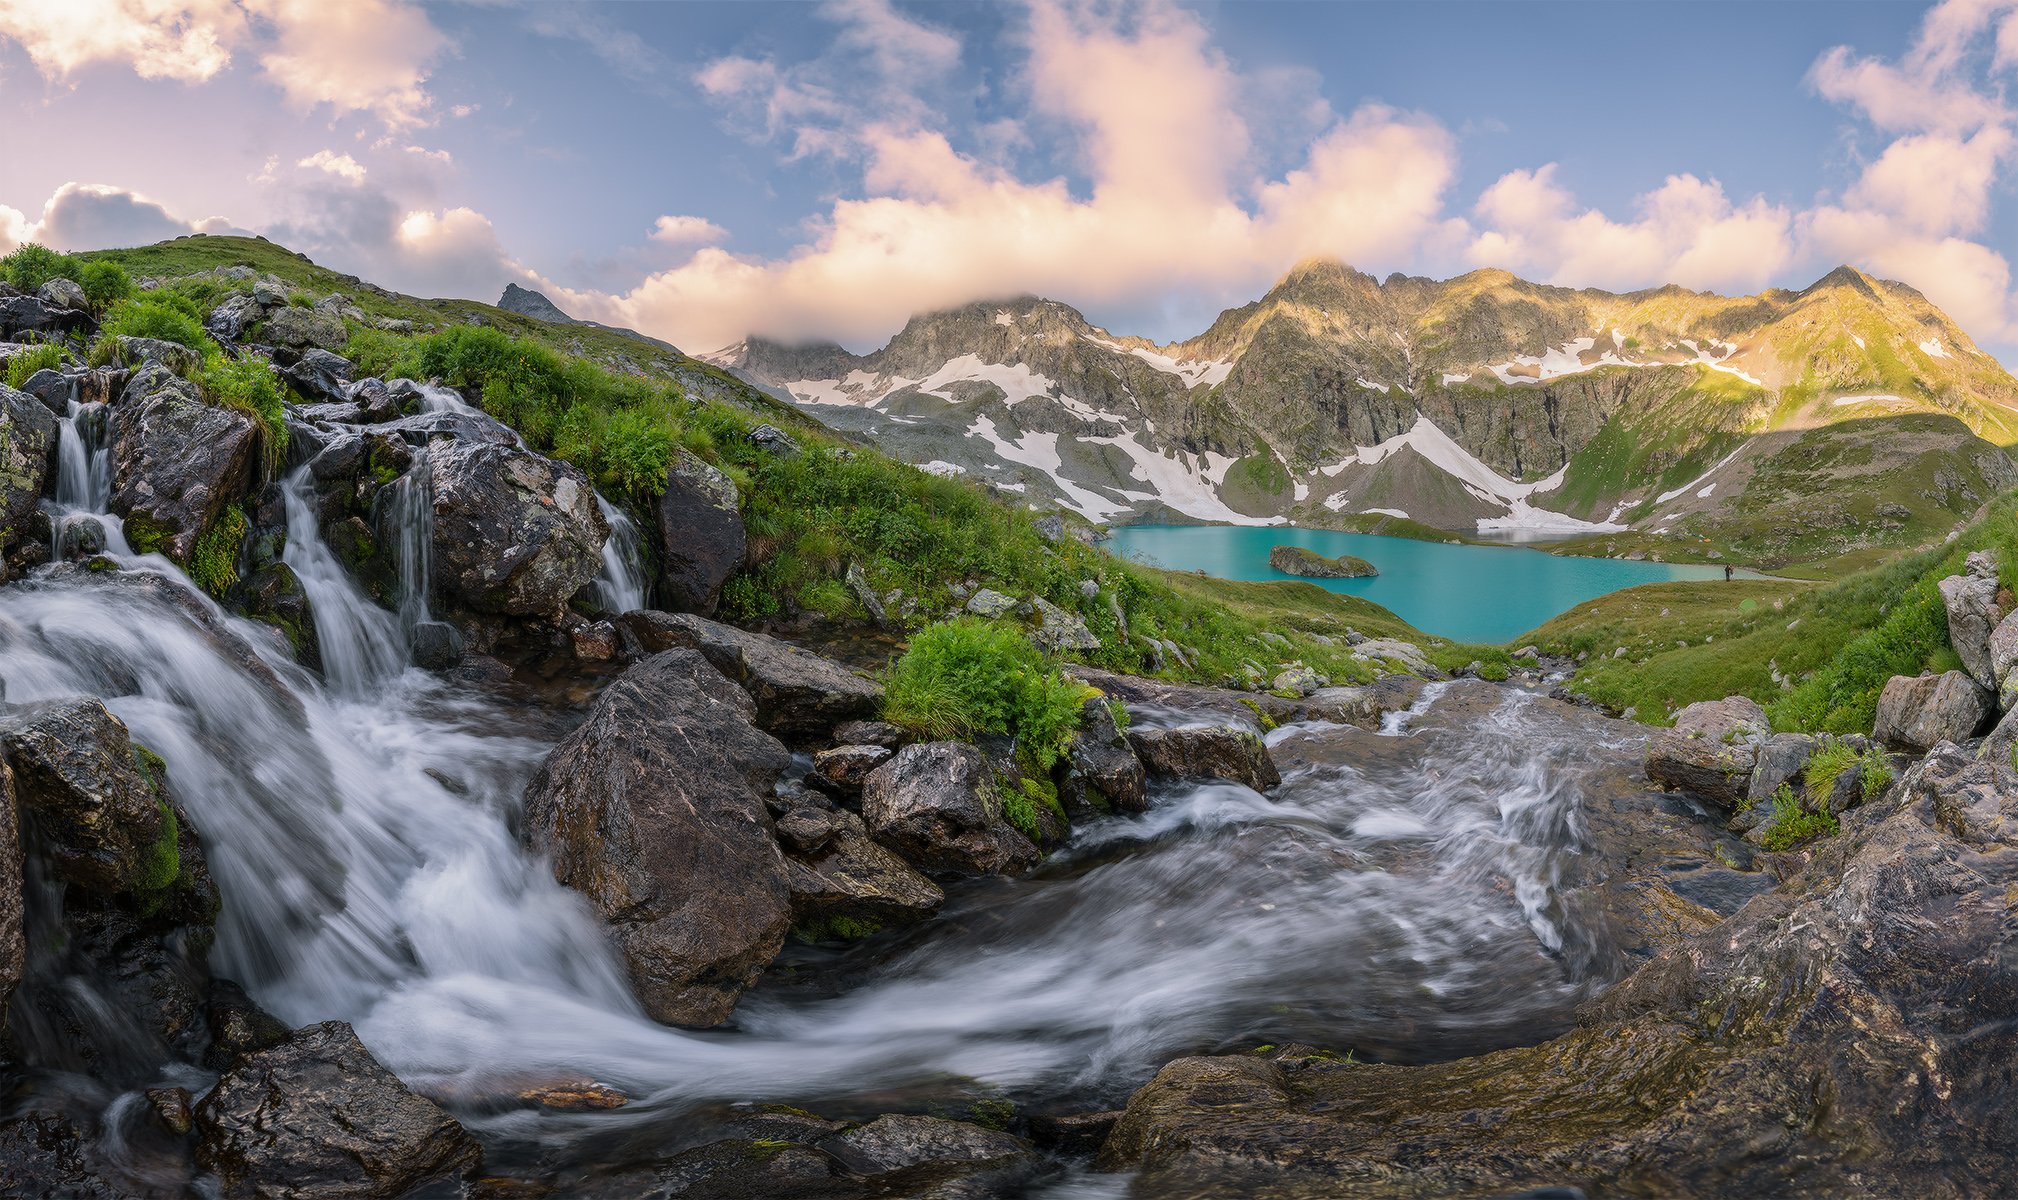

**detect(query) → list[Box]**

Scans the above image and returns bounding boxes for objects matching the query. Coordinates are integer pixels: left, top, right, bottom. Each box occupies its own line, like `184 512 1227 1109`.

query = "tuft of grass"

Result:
1758 782 1840 851
5 343 63 389
188 503 248 597
884 619 1096 772
98 289 212 351
195 357 288 476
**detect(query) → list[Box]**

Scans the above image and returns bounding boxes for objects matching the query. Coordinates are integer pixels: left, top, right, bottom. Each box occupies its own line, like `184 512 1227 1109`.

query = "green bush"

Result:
884 619 1095 771
1 243 77 292
195 357 288 475
188 503 248 596
100 290 214 352
1758 782 1840 851
4 343 63 389
77 260 132 313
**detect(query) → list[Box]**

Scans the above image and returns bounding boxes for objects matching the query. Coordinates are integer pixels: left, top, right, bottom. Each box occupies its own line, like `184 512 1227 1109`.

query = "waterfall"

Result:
279 467 407 692
44 396 128 557
590 494 649 614
377 449 435 640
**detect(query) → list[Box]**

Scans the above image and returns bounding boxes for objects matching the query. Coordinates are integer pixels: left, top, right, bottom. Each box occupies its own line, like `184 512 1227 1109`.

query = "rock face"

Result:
262 306 348 352
0 699 167 893
1938 552 2002 688
109 364 259 560
1643 696 1772 807
1100 741 2018 1198
1269 544 1377 578
0 384 58 556
820 1114 1033 1176
194 1021 481 1200
861 742 1040 877
778 795 944 930
617 610 882 742
1128 724 1281 792
1874 670 1993 751
1061 696 1147 813
426 440 608 617
653 448 745 615
0 758 22 1019
522 650 793 1026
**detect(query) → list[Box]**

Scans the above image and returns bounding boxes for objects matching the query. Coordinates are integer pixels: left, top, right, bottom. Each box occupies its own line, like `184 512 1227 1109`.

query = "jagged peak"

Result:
1801 265 1881 300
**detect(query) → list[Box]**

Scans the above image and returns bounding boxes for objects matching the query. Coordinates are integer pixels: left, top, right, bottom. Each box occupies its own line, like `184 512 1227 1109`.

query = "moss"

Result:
1238 696 1279 732
188 504 248 598
745 1138 796 1160
791 914 883 943
123 512 176 558
966 1097 1016 1131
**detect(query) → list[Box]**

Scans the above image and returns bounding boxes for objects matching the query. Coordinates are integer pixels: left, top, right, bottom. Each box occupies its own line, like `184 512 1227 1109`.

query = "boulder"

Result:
280 348 355 404
205 292 262 341
819 1114 1034 1177
110 335 201 375
426 440 608 617
16 367 69 417
1644 696 1772 808
0 699 167 894
194 1021 481 1199
1938 554 2002 689
262 306 348 351
861 742 1040 877
1989 608 2018 710
748 423 800 456
1128 725 1280 792
109 363 260 560
617 611 882 743
834 720 904 749
522 650 793 1026
1735 733 1818 832
1029 596 1099 652
965 588 1016 618
1272 664 1322 696
1874 670 1994 752
0 384 59 556
1061 696 1147 814
0 295 93 340
251 279 288 310
1352 637 1433 677
653 447 745 615
35 278 87 312
784 804 944 931
811 744 893 796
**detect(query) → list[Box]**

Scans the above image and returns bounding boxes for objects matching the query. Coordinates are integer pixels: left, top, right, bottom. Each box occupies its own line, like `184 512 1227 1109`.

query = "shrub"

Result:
100 290 214 352
4 343 63 389
1 243 77 292
195 357 288 476
883 619 1095 771
1802 738 1859 801
1758 782 1839 851
76 260 132 313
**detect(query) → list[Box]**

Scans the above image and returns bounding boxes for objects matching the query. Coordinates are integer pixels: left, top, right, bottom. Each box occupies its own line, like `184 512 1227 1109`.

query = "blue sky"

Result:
3 1 2015 364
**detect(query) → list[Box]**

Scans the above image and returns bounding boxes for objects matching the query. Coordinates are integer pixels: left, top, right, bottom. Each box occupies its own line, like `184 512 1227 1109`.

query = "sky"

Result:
2 0 2017 366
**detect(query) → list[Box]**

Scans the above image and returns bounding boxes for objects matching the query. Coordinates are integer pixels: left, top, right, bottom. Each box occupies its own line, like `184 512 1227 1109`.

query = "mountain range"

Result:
703 261 2018 566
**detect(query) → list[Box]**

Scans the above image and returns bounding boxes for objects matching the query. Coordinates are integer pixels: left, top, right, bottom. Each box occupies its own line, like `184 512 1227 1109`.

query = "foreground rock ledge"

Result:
1100 742 2018 1198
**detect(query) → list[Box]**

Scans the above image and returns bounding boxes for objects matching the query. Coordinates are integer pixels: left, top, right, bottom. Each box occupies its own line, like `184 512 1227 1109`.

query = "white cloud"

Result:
254 0 448 129
23 182 199 251
297 150 368 183
648 215 729 247
0 0 243 82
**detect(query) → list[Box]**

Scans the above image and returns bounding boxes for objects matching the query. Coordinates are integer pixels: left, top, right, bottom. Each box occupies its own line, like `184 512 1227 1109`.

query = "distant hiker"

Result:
1724 565 1734 581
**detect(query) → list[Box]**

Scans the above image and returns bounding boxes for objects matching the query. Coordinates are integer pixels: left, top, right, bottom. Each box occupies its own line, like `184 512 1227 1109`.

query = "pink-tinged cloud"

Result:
648 215 729 248
0 0 243 83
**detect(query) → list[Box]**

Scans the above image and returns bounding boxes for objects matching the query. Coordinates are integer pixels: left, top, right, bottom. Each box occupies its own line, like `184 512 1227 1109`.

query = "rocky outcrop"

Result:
0 699 170 894
109 363 259 560
426 440 608 617
861 742 1040 877
279 348 355 404
262 306 347 352
1874 670 1994 752
1938 551 2002 688
205 292 261 341
775 790 943 931
1269 544 1377 578
1061 695 1147 813
617 610 882 742
0 384 58 557
1644 696 1772 807
0 295 93 341
653 448 745 615
0 758 22 1020
522 650 793 1026
1128 724 1281 792
194 1021 481 1199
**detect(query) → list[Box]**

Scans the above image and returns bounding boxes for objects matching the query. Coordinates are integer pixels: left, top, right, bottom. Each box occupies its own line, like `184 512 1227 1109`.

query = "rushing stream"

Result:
0 386 1635 1184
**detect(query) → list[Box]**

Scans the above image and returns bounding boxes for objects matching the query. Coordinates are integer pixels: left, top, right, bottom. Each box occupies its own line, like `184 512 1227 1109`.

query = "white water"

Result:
0 396 1627 1161
589 495 649 614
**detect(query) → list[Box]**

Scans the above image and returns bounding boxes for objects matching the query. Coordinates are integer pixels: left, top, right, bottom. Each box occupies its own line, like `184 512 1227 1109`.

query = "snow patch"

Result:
1921 337 1949 359
994 310 1014 326
1831 393 1905 407
919 461 965 476
1083 433 1277 525
787 368 917 407
1440 371 1470 386
1478 501 1626 535
1363 507 1410 519
966 415 1130 521
1084 334 1232 388
1655 445 1745 505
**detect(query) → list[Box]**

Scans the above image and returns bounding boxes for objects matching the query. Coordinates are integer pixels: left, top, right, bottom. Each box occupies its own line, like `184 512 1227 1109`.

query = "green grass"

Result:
194 357 289 476
188 503 248 597
4 343 63 389
1757 783 1839 851
883 619 1096 772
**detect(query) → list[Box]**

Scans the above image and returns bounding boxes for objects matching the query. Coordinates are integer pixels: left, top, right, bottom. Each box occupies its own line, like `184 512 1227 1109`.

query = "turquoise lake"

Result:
1106 524 1742 644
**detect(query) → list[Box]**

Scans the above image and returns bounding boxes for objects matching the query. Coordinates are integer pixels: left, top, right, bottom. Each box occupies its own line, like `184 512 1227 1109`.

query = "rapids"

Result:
0 386 1638 1175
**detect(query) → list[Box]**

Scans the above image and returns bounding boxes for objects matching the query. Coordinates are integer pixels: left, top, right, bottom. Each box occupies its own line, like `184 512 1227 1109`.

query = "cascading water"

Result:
589 495 649 614
44 395 128 558
377 449 436 641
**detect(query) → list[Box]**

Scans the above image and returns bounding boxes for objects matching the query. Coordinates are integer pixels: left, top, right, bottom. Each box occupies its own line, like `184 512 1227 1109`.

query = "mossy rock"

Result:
1269 545 1377 579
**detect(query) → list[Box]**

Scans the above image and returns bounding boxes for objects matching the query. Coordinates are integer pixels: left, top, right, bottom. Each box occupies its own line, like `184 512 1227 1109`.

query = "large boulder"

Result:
1988 608 2018 710
653 447 745 615
1874 670 1994 752
522 650 793 1026
0 295 93 341
109 335 201 375
279 348 355 404
1643 696 1772 808
861 742 1040 877
1128 724 1281 792
205 292 262 341
36 278 87 313
427 439 608 617
0 383 58 556
261 306 348 352
109 363 260 560
194 1021 481 1199
617 610 882 742
0 699 168 894
1938 552 2002 689
777 794 944 932
1061 695 1147 814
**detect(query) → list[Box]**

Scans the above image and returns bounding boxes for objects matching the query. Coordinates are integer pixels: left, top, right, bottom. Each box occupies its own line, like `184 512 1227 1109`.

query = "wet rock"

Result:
1990 608 2018 710
1738 733 1818 823
1128 725 1280 792
110 335 200 375
1028 596 1098 652
280 347 355 404
748 423 801 456
522 651 793 1026
654 448 745 615
206 292 262 341
427 440 609 617
0 384 59 557
36 278 87 312
0 758 22 1020
811 744 893 796
820 1114 1034 1177
0 294 94 341
1026 1111 1121 1155
571 620 618 661
194 1021 482 1199
146 1087 194 1136
262 306 348 351
230 561 319 668
964 589 1016 618
109 363 259 560
1644 696 1771 808
834 720 904 749
518 1081 628 1112
16 367 69 417
1271 664 1322 696
1874 670 1993 752
410 620 465 671
1939 555 2002 688
861 742 1040 877
618 611 882 743
568 1137 861 1200
0 1107 129 1199
202 978 291 1070
1061 696 1146 814
0 699 167 894
786 806 944 930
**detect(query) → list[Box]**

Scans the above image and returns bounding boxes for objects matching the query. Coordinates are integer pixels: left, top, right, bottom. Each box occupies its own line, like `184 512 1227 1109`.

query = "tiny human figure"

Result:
1724 565 1733 581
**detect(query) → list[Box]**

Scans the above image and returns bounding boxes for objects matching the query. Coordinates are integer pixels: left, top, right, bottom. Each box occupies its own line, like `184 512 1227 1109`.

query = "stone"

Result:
410 620 464 671
1352 637 1433 676
1029 596 1099 652
1061 696 1147 814
845 561 888 626
748 423 801 456
194 1021 481 1199
812 744 894 795
110 335 201 375
16 367 69 417
861 742 1041 877
1939 563 2002 688
0 295 93 341
0 384 58 557
1035 515 1066 542
653 448 745 615
1874 670 1994 752
202 978 292 1070
785 806 945 930
1736 733 1818 830
1644 696 1772 808
1989 608 2018 710
522 651 793 1026
834 719 904 749
965 588 1016 618
109 363 259 560
280 347 356 404
571 620 618 661
1128 724 1280 792
427 440 609 617
1272 664 1322 696
35 277 87 312
0 698 167 894
206 292 262 341
617 611 883 743
819 1114 1034 1177
251 279 288 309
262 306 348 351
0 758 21 1021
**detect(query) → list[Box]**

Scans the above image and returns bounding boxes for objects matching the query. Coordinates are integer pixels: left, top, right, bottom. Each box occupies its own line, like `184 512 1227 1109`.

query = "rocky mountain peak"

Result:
498 282 581 325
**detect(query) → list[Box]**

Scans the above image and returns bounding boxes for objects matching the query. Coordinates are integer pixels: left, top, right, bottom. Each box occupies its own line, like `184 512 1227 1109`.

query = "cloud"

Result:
0 0 244 82
23 182 201 251
297 149 368 183
0 204 32 257
254 0 449 129
523 2 670 91
648 215 729 248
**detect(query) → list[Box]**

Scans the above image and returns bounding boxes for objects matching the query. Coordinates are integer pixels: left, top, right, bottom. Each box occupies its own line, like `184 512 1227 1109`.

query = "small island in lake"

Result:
1270 544 1379 578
